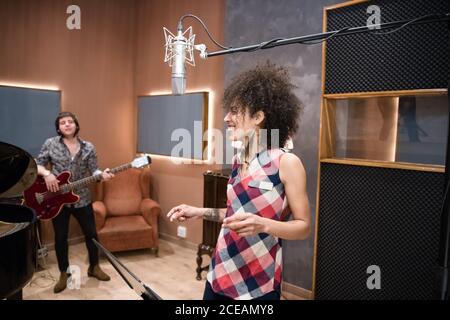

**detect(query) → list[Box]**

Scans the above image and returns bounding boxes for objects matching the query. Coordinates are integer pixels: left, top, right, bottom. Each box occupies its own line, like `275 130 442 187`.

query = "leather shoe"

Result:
88 264 110 281
54 272 70 294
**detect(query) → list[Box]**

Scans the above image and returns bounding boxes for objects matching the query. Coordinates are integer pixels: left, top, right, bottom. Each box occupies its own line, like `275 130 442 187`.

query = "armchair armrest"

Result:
140 198 160 226
140 198 161 247
92 200 107 230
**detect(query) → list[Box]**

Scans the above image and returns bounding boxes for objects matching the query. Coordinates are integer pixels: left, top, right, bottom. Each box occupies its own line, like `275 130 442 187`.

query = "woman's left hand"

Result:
101 168 115 181
222 213 268 237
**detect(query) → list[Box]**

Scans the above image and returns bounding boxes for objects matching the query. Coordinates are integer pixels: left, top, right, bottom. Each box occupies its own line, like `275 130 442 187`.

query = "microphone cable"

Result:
178 14 231 50
370 12 450 36
202 12 450 53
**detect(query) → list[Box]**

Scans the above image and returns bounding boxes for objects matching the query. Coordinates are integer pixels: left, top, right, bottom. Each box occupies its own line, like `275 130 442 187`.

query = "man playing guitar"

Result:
36 111 114 294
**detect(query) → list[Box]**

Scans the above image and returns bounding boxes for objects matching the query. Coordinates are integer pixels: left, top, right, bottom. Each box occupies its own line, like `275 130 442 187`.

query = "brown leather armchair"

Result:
92 167 160 254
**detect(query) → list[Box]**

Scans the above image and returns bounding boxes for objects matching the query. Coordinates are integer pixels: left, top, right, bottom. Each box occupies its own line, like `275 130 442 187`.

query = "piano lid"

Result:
0 221 31 238
0 141 37 199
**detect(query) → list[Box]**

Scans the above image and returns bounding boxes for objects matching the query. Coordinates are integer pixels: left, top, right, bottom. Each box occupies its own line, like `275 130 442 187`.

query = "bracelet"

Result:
43 171 51 177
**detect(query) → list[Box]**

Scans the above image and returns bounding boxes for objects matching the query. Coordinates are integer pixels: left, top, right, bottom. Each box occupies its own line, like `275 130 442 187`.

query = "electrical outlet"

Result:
177 225 187 238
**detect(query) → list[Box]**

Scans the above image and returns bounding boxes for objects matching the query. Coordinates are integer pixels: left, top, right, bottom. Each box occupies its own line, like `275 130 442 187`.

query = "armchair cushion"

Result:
99 215 153 252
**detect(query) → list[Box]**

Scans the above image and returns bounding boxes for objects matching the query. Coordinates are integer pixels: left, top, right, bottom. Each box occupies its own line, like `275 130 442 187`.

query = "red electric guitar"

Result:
23 156 151 220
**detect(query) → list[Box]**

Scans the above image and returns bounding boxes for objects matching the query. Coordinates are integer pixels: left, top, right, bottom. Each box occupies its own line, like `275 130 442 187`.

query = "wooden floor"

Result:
23 239 208 300
24 238 302 300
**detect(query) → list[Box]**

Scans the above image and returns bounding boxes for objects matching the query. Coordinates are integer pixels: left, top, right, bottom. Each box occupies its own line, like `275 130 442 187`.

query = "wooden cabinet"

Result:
196 170 230 280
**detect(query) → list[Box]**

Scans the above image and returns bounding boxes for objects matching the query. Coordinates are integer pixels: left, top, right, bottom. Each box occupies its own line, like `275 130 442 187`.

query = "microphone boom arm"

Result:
203 13 450 58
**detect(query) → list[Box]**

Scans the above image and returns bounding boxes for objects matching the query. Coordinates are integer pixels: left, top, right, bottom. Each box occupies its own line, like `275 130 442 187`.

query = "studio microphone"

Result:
164 22 204 95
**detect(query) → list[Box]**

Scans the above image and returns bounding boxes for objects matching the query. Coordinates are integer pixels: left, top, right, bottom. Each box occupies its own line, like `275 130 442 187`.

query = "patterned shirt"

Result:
207 148 290 300
36 136 101 208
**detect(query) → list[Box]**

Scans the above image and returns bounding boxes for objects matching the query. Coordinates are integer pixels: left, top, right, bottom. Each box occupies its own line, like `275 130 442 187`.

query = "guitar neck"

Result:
60 163 132 193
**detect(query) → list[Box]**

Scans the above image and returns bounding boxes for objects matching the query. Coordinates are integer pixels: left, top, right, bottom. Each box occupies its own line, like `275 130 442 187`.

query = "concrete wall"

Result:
224 0 342 290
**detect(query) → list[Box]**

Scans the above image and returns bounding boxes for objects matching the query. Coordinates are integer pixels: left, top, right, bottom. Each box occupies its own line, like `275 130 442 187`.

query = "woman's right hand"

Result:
167 204 203 222
44 174 60 193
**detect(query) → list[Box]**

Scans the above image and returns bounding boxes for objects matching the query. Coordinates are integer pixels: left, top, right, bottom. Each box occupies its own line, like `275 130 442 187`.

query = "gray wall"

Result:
224 0 342 290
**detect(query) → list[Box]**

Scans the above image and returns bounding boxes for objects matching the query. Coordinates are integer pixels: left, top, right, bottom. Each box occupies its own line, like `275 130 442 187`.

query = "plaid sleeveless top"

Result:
207 148 290 299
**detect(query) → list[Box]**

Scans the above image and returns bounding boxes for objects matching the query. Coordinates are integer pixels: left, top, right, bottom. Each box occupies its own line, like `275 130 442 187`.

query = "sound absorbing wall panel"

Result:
324 0 450 94
315 162 444 299
314 0 449 300
0 85 60 157
137 92 208 160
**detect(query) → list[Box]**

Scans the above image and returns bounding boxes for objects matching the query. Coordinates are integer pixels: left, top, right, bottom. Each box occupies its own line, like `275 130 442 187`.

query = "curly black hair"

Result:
223 62 303 149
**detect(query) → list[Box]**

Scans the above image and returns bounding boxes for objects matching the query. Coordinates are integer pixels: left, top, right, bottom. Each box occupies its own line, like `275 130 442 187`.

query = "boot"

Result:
54 272 70 294
88 264 110 281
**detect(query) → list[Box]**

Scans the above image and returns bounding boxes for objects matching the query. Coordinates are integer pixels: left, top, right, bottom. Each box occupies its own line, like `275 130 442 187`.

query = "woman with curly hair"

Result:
167 63 311 300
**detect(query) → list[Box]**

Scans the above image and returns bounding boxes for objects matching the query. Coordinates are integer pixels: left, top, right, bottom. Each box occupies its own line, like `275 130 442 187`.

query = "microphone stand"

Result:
202 12 450 300
92 239 162 300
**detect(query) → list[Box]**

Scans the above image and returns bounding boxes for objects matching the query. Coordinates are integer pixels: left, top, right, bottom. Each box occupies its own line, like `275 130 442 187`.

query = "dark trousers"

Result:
52 203 99 272
203 281 280 300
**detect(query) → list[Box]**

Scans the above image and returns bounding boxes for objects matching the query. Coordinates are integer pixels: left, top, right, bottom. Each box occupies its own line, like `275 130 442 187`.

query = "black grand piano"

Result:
0 141 38 300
